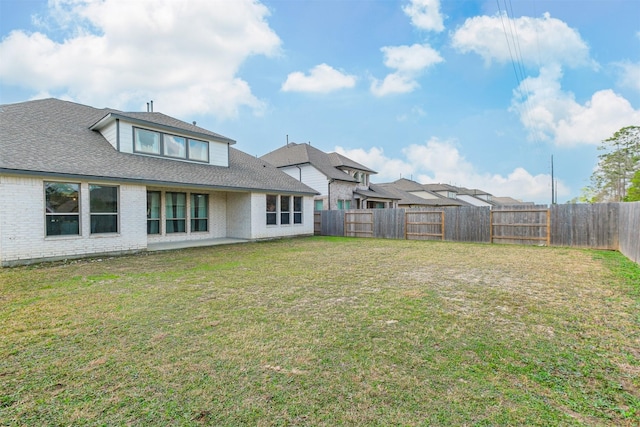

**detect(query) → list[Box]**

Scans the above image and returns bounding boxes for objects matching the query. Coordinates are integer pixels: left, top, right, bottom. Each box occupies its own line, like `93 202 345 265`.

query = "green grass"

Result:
1 237 639 426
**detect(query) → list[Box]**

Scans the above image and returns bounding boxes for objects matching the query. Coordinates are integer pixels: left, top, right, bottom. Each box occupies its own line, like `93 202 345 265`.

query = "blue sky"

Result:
1 0 639 203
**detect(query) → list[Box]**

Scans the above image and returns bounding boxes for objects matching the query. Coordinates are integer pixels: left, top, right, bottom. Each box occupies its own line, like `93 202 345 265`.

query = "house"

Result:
260 142 398 210
382 179 531 208
0 98 318 266
372 182 464 208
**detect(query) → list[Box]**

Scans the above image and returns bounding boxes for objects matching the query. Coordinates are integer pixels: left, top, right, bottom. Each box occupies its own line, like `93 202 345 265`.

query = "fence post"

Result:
546 208 551 246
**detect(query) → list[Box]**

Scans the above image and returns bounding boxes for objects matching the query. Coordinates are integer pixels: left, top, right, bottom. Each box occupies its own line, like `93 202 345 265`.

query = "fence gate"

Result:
490 208 550 245
345 211 374 238
405 211 444 241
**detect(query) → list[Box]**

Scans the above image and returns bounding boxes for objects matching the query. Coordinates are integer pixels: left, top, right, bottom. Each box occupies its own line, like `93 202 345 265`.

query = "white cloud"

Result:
615 61 640 92
451 12 594 69
370 43 443 96
281 63 356 93
512 65 640 146
402 0 444 32
336 138 563 203
0 0 280 118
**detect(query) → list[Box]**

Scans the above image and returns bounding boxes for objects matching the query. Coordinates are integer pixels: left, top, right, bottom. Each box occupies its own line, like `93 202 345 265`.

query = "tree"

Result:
624 169 640 202
585 126 640 202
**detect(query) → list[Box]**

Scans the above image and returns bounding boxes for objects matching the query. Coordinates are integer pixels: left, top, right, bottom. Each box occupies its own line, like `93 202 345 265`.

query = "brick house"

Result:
0 99 318 266
260 142 398 210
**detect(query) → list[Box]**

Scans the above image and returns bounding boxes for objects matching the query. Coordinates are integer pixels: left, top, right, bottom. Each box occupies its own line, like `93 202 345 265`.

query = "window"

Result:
134 127 210 163
188 139 209 162
147 191 161 234
337 199 351 210
90 185 118 233
45 182 80 236
134 128 161 155
163 135 186 158
294 196 302 224
191 193 208 232
266 194 277 225
280 195 290 225
314 199 323 211
166 192 186 233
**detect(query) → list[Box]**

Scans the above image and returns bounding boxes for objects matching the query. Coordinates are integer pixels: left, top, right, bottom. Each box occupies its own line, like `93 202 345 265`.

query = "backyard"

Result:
1 237 639 426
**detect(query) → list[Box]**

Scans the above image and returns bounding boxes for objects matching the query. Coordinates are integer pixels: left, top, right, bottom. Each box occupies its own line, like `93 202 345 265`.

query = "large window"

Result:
190 193 208 232
90 185 118 233
163 134 186 159
280 195 290 225
134 127 209 163
147 191 161 234
134 128 161 155
166 192 186 233
266 195 277 225
294 196 303 224
266 194 303 225
188 139 209 162
45 182 80 236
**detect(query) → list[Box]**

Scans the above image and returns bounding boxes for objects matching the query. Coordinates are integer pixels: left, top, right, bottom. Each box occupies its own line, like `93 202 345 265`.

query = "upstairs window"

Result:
134 127 209 163
188 139 209 162
134 128 161 155
90 185 118 234
163 135 186 159
45 182 80 236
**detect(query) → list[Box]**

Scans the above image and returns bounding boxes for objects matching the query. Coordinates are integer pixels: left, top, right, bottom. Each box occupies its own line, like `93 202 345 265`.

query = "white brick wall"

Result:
0 175 147 266
1 175 316 266
250 193 314 239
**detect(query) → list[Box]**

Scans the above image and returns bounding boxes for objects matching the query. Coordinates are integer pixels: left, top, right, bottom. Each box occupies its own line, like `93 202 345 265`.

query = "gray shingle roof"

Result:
375 183 465 206
0 98 317 195
260 142 375 182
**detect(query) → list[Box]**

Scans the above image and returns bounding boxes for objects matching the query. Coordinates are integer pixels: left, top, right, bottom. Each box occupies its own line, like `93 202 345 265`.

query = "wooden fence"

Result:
314 202 640 263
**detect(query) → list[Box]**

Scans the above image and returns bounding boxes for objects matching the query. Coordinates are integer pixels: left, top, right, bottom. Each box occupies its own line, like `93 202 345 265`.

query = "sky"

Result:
1 0 639 204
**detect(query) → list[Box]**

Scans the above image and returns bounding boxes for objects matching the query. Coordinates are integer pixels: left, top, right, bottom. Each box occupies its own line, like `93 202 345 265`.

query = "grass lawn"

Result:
1 237 639 426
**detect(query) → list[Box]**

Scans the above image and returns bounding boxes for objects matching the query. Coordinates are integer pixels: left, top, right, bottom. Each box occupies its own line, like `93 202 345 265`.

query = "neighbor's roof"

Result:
0 98 316 195
260 142 375 182
375 183 465 206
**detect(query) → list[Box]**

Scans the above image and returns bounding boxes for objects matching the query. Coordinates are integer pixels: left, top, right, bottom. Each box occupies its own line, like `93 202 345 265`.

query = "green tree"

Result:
585 126 640 202
624 170 640 201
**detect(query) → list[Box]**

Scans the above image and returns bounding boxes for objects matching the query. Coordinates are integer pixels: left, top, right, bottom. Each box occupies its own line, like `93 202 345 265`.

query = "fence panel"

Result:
314 203 638 265
405 210 444 240
491 205 550 245
320 210 344 236
345 211 374 238
374 208 405 239
314 212 321 235
444 206 491 243
551 203 619 249
618 202 640 263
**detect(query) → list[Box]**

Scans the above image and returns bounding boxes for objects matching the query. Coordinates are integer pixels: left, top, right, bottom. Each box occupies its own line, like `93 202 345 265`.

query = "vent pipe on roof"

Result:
286 134 289 146
146 102 149 112
150 100 153 112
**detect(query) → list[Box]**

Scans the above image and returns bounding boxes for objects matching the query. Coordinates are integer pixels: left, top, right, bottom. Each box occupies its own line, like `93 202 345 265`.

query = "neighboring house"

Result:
260 142 398 210
492 196 534 206
373 182 464 208
382 179 530 208
0 99 318 266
